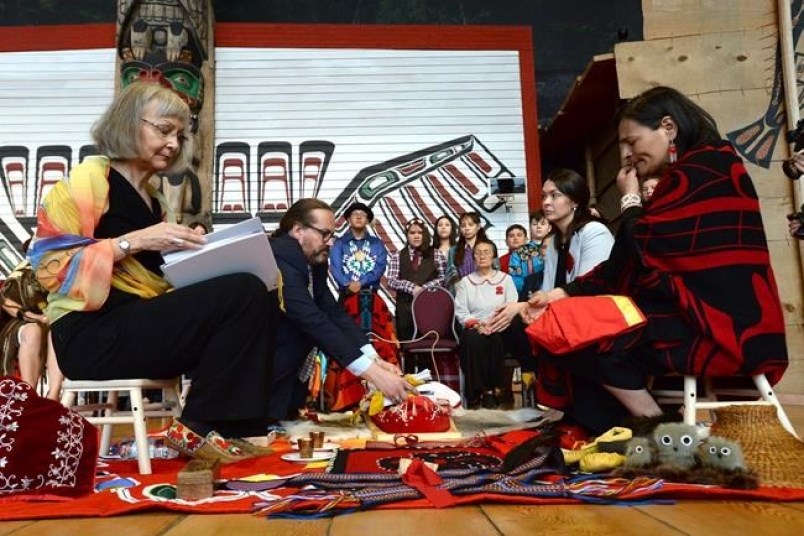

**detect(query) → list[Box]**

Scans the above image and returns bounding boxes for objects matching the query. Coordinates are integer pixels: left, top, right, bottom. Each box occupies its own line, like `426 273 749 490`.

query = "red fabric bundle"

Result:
341 292 399 366
326 292 400 411
323 361 366 412
525 295 646 354
0 376 99 500
370 395 451 434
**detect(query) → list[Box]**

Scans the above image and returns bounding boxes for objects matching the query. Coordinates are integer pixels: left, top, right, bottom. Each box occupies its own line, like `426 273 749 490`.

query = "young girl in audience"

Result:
445 212 492 288
386 219 446 342
432 215 457 258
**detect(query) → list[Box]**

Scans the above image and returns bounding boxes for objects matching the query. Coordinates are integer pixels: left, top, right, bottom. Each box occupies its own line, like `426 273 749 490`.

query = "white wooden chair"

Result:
652 374 798 439
60 378 183 474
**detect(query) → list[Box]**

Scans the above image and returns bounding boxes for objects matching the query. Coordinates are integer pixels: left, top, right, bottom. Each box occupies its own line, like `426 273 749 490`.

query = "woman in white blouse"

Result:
454 239 528 408
486 168 614 334
541 169 614 291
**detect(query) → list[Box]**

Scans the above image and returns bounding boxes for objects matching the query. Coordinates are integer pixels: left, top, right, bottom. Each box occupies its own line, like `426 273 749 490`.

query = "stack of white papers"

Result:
161 217 279 290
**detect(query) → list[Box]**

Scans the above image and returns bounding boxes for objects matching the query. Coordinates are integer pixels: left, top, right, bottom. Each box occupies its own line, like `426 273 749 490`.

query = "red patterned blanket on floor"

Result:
1 427 803 520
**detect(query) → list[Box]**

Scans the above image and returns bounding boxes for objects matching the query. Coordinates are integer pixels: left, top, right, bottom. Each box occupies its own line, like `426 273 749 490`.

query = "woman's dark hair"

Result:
432 214 457 249
274 198 332 237
544 168 596 252
406 219 433 258
472 238 498 259
614 86 720 156
454 212 489 267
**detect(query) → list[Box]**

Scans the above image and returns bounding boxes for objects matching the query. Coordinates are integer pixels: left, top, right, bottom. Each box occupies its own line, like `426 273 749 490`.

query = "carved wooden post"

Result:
115 0 213 230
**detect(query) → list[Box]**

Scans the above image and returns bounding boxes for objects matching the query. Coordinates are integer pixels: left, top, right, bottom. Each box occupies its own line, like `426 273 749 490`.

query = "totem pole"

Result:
116 0 214 230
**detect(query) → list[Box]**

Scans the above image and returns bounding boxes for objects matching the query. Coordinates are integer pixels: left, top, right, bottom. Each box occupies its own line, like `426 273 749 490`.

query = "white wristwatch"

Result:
118 236 132 255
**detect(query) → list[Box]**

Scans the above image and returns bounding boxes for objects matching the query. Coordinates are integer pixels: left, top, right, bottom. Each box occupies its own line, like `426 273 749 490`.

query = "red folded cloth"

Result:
400 458 455 508
526 295 646 354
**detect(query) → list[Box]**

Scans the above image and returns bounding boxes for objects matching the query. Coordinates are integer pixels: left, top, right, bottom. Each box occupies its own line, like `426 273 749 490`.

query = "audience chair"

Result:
400 286 464 396
60 378 183 474
652 374 798 438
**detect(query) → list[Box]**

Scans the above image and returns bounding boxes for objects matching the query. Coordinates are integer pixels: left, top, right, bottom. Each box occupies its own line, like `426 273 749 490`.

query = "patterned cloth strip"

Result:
253 448 664 516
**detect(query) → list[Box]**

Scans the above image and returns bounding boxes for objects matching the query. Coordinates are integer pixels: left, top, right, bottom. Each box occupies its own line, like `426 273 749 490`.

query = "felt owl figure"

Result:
653 422 699 470
623 437 657 469
699 436 747 472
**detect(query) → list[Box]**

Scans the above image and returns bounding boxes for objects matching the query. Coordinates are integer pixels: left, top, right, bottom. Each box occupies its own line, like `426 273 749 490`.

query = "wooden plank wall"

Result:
614 0 804 397
212 46 531 239
211 24 539 250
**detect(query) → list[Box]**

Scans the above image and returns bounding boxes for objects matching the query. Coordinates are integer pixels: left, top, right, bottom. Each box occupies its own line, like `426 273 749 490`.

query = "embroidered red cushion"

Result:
0 376 99 499
370 395 451 434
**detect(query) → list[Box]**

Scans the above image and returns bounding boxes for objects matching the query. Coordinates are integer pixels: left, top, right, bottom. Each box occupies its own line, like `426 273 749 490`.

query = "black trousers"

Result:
537 341 668 434
459 317 531 400
52 273 278 437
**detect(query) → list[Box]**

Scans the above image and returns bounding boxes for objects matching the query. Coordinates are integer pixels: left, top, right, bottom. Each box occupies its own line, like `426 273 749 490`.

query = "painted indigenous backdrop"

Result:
0 22 539 275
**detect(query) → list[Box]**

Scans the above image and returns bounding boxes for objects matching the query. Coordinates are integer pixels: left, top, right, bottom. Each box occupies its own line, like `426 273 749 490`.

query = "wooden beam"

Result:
642 0 777 41
616 29 777 98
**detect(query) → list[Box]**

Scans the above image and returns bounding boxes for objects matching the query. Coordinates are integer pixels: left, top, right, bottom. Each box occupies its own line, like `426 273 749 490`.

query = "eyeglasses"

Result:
141 118 188 143
305 224 335 242
474 250 495 258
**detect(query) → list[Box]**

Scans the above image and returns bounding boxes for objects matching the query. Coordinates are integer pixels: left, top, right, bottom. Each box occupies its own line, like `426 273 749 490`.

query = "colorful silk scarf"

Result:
30 156 174 323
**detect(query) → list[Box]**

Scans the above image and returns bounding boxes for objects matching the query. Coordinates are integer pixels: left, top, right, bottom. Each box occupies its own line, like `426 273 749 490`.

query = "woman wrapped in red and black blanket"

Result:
490 86 788 434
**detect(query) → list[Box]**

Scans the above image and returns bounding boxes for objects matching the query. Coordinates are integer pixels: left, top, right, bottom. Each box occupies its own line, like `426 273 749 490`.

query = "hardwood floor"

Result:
2 407 803 536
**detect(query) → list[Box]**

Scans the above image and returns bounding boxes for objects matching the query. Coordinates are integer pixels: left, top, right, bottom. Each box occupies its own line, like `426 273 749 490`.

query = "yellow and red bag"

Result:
525 295 646 354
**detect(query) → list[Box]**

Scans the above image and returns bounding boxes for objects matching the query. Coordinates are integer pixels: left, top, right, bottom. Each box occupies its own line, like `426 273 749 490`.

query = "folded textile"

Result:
526 295 646 354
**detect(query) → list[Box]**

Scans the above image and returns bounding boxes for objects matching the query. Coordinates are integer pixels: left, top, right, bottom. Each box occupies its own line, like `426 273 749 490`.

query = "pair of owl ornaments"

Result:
616 422 759 489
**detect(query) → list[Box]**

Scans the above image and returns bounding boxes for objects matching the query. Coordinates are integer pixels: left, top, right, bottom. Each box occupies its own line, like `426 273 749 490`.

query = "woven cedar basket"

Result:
711 405 804 489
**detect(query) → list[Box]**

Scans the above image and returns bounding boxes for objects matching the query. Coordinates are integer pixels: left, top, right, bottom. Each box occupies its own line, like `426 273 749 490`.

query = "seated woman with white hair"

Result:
454 239 529 409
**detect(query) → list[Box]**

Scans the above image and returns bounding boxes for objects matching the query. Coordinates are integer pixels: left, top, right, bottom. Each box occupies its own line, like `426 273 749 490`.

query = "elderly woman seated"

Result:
454 239 530 408
32 82 280 463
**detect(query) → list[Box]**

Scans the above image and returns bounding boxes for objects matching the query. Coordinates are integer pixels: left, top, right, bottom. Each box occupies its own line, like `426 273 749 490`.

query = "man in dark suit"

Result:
268 198 414 419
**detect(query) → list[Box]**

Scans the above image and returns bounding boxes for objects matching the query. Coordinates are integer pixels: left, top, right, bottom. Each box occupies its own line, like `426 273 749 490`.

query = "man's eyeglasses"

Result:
305 224 335 242
141 118 188 143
